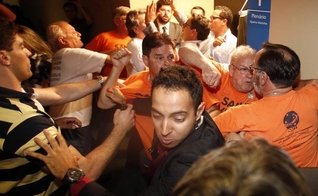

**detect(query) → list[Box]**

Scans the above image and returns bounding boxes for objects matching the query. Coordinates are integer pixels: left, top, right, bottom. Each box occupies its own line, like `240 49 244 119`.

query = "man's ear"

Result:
0 50 10 66
222 18 228 26
228 63 234 77
260 71 268 86
196 102 205 121
57 36 66 45
191 29 197 37
142 55 149 68
132 26 139 35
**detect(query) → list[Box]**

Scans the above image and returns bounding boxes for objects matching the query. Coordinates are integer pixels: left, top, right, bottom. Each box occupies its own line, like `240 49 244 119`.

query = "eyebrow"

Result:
152 108 187 116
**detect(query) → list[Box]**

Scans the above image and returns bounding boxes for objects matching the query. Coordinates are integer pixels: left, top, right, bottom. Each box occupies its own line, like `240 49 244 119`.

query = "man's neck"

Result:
214 27 228 38
263 86 293 97
0 71 23 92
114 28 128 38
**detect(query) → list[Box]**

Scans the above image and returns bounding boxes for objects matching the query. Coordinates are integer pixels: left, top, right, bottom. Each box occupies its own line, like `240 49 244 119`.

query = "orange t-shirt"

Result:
212 63 260 112
120 70 220 160
214 86 318 167
85 30 131 78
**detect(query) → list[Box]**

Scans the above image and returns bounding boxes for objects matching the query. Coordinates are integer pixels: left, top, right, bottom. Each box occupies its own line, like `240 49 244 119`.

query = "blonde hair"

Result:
173 139 313 196
17 25 53 57
113 6 130 18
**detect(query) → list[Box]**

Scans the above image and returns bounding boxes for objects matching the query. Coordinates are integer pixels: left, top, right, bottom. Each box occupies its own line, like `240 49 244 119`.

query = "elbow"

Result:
97 99 113 110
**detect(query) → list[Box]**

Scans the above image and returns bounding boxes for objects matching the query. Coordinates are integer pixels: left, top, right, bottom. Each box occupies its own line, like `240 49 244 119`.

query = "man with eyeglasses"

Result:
209 5 237 70
214 42 318 167
180 14 212 58
180 45 260 113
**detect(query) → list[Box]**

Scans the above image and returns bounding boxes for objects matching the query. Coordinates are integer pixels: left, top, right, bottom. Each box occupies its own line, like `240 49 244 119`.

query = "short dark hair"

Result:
142 32 175 57
156 0 171 12
125 9 146 38
190 14 210 41
257 42 301 88
191 6 205 16
215 5 233 28
0 18 17 51
63 2 77 11
151 65 203 111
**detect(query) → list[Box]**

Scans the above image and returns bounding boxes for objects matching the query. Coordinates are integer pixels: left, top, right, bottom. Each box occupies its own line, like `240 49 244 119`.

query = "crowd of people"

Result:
0 0 318 196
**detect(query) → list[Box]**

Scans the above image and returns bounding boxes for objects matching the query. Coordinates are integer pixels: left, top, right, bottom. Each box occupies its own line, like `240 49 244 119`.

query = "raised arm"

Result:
97 48 131 109
170 0 188 26
34 78 105 107
179 46 221 88
75 0 93 25
143 0 158 36
0 4 16 22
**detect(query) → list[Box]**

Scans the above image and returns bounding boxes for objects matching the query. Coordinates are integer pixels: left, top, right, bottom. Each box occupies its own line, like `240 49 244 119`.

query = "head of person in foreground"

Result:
172 138 313 196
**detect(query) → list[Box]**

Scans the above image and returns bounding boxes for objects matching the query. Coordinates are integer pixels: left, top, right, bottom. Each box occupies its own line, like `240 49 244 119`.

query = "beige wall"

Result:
129 0 214 23
269 0 318 79
5 0 317 79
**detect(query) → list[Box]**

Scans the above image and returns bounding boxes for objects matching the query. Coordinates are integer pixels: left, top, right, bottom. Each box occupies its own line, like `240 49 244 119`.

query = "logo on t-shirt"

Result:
283 111 299 131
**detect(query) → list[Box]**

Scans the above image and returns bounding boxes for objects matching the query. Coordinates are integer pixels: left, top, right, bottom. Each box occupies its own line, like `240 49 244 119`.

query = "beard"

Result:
157 15 170 24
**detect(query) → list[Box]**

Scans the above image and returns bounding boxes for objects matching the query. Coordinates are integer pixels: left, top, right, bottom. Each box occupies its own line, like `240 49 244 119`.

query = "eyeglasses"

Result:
183 23 191 28
231 64 261 75
210 16 223 20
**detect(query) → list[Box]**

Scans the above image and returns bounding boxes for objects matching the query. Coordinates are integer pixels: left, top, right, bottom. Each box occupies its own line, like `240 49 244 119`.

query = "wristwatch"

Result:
96 75 105 84
62 168 85 186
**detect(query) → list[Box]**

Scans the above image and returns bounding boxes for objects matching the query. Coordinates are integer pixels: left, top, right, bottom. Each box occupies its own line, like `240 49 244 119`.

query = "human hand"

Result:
113 104 135 134
106 87 127 106
55 117 82 129
25 130 79 180
145 0 157 24
117 79 126 88
201 60 221 88
111 48 132 69
213 36 226 47
170 0 176 11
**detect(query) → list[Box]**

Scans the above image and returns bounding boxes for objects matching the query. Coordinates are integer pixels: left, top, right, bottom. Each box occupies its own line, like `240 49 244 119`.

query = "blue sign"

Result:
247 0 271 51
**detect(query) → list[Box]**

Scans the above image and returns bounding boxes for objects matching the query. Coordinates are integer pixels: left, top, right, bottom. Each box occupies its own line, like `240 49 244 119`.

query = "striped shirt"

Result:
0 86 66 195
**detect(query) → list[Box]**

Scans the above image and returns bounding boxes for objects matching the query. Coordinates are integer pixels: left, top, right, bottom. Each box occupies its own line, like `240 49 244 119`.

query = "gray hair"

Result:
46 21 67 52
230 45 256 64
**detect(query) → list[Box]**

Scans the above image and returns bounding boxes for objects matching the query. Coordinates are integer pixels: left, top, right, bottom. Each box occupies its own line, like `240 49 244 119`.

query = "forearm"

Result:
179 46 211 69
35 79 101 106
293 79 318 90
0 4 16 22
97 67 123 109
77 125 127 180
173 8 187 26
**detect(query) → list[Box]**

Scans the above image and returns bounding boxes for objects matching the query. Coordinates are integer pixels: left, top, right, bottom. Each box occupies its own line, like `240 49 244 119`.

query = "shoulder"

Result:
169 22 182 29
124 71 149 84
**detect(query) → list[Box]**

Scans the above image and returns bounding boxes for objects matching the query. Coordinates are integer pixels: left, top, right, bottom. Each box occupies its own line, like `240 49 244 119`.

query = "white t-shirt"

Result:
126 38 146 76
49 48 107 127
210 29 237 70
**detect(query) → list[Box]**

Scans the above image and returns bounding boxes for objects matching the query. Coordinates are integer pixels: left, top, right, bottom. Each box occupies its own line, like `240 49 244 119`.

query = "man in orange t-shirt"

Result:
98 32 220 161
85 6 131 78
180 45 261 113
214 42 318 167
